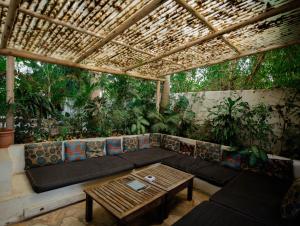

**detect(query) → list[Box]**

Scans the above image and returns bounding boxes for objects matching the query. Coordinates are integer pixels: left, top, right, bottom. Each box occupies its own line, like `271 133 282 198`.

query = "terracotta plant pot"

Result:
0 128 14 148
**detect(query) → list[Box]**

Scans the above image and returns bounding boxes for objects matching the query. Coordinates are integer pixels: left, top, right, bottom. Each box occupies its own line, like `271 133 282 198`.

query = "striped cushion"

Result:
138 135 150 149
64 141 86 162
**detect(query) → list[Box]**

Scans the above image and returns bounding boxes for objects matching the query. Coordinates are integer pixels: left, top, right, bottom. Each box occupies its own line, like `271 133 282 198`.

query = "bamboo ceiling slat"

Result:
130 59 182 77
116 0 210 55
164 37 236 67
224 8 300 52
124 0 300 73
0 0 299 80
159 39 300 78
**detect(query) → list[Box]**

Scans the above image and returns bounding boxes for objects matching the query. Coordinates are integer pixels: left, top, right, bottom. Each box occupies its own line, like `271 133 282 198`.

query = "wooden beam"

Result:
75 0 165 63
0 0 184 69
174 0 241 54
0 48 165 81
159 40 300 77
0 0 21 48
125 0 300 71
156 81 161 112
6 56 14 131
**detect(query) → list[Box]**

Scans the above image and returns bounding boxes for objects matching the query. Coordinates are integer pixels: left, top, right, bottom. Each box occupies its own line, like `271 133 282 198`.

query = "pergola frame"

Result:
0 0 299 81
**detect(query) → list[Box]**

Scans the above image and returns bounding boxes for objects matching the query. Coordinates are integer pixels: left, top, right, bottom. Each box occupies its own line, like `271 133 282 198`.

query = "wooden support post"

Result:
160 75 170 111
156 81 161 112
0 0 21 48
6 56 15 131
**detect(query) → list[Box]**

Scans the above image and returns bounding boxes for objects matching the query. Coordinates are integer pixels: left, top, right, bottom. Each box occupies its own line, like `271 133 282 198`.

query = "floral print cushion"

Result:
150 133 161 147
123 137 138 152
281 178 300 219
86 141 105 158
64 141 87 162
161 135 180 152
138 135 150 149
179 142 195 156
262 159 294 181
195 141 222 162
24 141 63 169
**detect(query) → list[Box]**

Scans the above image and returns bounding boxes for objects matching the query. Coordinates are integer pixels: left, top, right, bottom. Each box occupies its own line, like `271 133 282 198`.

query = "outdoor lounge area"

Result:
0 0 300 226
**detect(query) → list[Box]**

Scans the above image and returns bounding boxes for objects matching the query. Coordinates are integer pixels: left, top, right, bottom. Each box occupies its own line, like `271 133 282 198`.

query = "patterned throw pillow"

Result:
281 178 300 219
221 151 242 169
263 159 294 181
162 135 180 152
64 141 86 162
150 133 161 147
179 142 195 156
138 135 150 149
24 141 63 169
86 141 105 158
106 138 123 155
195 141 222 162
123 137 138 152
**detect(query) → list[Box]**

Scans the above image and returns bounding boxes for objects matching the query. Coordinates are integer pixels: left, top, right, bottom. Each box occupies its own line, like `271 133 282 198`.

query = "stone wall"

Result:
173 89 300 157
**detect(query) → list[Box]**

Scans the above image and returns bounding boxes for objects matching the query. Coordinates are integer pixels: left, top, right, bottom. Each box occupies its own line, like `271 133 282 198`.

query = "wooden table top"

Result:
132 163 194 191
84 174 166 220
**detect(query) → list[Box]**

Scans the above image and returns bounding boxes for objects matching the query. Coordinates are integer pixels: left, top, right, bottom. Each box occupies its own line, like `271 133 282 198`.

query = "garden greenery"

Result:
0 46 299 160
208 97 274 166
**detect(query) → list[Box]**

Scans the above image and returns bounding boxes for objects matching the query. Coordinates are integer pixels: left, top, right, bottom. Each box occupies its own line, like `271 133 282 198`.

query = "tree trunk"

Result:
246 53 266 84
156 81 161 112
160 75 170 112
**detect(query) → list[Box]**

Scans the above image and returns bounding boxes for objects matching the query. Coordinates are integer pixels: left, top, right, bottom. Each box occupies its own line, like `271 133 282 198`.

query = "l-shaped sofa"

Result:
2 133 300 225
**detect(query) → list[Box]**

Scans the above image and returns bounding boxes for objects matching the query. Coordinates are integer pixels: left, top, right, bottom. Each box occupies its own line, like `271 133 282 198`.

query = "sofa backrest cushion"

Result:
161 135 180 152
123 137 138 152
281 178 300 219
106 138 123 155
195 141 222 162
150 133 161 148
86 141 105 158
24 141 63 169
138 135 150 149
64 141 87 162
179 141 195 156
263 159 294 181
221 151 242 170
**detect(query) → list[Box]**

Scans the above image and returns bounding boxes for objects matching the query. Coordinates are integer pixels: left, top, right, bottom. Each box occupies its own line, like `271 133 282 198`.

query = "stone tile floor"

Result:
11 189 208 226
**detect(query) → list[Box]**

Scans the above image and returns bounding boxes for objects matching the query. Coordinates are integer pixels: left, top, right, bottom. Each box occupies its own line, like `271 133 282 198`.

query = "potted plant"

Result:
0 101 14 148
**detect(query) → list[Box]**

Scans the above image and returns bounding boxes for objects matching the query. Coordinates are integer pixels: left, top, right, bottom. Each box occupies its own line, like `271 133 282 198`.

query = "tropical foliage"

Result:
171 45 300 92
0 45 299 161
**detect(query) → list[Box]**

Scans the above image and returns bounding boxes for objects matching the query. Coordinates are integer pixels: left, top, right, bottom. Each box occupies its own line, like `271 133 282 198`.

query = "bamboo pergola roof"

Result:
0 0 299 81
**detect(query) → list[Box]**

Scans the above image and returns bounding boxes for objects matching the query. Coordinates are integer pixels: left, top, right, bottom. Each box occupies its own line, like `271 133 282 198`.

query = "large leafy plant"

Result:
208 96 274 166
208 97 249 146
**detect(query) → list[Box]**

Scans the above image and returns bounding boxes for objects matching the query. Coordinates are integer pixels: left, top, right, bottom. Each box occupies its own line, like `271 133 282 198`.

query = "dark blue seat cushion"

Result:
162 153 239 186
118 148 177 167
211 171 292 226
173 201 265 226
26 156 134 193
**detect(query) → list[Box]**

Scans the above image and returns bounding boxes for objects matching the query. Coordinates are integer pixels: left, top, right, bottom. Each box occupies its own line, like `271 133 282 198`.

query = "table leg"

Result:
117 220 127 226
159 196 167 222
85 194 93 222
187 179 193 201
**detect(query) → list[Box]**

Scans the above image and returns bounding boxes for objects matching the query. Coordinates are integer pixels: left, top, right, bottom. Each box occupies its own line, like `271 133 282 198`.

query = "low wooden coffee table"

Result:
84 174 166 225
133 164 194 200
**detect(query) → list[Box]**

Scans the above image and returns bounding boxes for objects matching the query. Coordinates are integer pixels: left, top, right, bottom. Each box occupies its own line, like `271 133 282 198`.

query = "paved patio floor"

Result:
10 189 208 226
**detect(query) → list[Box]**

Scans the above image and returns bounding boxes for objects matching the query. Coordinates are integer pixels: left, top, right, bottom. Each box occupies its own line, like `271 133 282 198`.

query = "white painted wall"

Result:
174 89 300 155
